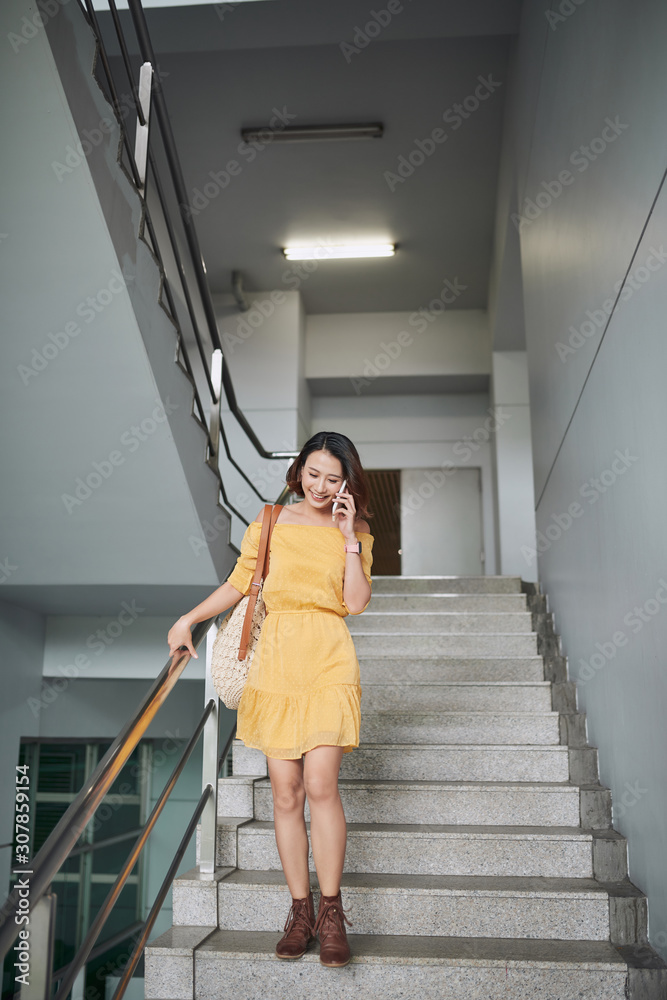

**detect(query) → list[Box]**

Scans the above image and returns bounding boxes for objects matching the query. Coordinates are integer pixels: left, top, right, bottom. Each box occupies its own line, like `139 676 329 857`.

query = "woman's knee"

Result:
303 771 340 806
271 777 306 814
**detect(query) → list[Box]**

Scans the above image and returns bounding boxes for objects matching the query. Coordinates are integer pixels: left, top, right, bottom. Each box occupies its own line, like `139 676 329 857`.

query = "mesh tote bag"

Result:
210 503 282 709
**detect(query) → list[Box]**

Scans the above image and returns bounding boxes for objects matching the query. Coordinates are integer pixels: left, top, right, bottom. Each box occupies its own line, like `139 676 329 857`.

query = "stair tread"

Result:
229 821 595 839
356 611 532 616
252 777 577 790
352 630 538 634
360 681 551 687
360 710 559 716
194 929 627 967
220 869 642 897
234 740 565 750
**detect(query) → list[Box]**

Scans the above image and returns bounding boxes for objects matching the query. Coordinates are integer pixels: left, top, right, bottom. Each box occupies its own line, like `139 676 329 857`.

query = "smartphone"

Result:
332 479 347 519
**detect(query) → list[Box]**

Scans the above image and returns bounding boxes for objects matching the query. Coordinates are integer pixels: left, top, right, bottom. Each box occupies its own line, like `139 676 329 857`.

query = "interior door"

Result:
399 467 484 575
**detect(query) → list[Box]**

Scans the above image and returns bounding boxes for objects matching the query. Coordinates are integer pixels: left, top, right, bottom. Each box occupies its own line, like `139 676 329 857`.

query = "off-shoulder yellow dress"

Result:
225 521 374 760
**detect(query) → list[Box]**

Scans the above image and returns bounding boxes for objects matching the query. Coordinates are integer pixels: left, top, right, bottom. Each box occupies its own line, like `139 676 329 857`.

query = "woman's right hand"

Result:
167 616 198 660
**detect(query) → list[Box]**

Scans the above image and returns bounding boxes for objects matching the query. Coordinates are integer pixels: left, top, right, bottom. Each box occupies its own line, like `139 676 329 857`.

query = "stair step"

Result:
348 612 534 634
368 593 529 611
230 822 593 878
341 743 568 780
358 656 546 683
359 710 560 744
252 778 580 826
370 576 524 594
361 681 552 712
185 931 630 1000
351 632 538 656
215 870 621 940
232 741 568 781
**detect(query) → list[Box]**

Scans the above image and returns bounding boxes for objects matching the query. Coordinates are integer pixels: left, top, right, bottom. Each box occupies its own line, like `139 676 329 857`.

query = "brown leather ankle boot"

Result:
313 890 352 967
275 890 316 959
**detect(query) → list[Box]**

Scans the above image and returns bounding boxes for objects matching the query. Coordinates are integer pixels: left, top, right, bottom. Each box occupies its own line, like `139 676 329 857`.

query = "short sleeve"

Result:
226 521 260 597
343 533 374 615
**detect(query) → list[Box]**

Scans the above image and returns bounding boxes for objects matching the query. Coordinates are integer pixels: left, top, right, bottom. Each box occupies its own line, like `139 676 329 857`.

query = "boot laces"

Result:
313 896 353 940
283 896 315 937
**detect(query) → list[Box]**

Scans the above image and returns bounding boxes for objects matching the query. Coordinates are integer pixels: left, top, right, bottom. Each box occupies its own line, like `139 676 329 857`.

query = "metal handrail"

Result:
0 618 214 963
51 699 216 1000
110 785 212 1000
79 0 299 534
109 0 298 458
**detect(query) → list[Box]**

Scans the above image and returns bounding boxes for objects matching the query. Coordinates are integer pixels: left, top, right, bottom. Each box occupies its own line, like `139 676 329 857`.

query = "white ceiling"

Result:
102 0 521 314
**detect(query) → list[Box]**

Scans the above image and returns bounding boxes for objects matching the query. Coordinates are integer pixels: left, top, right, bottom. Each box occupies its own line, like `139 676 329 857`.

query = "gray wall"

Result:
0 599 46 901
505 0 667 957
0 0 231 597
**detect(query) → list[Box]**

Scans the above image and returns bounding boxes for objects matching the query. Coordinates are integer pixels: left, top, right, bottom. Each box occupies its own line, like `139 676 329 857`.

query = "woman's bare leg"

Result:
303 746 346 896
267 755 310 898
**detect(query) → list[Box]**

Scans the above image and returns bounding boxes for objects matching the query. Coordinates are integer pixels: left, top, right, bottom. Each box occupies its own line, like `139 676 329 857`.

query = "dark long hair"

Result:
286 431 373 522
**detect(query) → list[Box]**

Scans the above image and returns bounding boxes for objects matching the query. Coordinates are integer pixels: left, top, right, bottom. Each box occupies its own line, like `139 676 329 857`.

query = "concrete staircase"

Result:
145 576 667 999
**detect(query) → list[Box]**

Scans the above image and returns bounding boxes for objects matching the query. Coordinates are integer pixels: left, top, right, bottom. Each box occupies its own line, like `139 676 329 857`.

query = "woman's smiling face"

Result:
300 449 344 511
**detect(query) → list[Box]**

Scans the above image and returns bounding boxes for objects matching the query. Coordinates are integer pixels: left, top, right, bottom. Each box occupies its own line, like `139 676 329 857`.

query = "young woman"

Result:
167 431 374 968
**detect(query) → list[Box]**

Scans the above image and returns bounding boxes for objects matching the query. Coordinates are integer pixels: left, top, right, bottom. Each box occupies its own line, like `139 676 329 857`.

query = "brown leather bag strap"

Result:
238 503 283 660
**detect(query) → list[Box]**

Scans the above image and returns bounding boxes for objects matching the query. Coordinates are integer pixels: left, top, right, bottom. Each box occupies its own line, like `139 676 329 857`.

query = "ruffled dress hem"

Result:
237 681 361 760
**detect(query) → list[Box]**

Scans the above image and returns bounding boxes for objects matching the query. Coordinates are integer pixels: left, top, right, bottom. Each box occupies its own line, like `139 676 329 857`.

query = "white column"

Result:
491 351 538 581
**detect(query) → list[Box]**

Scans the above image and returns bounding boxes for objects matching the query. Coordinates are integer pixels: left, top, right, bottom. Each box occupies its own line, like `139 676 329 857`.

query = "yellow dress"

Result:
225 521 374 760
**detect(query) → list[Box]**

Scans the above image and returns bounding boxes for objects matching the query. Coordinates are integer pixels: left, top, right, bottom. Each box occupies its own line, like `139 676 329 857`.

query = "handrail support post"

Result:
134 61 153 190
199 624 220 877
20 892 56 1000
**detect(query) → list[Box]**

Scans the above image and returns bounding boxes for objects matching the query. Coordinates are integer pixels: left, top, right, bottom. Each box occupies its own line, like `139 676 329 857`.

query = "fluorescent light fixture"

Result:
242 123 383 144
94 0 273 8
283 244 396 261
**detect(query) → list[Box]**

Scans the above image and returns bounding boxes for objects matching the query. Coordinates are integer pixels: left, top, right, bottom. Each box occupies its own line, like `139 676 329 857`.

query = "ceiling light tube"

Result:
283 244 396 260
241 123 383 144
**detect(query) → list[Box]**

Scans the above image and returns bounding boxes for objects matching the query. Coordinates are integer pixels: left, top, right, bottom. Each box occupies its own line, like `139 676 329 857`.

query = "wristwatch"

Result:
344 541 362 554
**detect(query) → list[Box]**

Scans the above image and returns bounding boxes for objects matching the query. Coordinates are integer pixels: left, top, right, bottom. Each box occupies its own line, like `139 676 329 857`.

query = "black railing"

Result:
78 0 297 526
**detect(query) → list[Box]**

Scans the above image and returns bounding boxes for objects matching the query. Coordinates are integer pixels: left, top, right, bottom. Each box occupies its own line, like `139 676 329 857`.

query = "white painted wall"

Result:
491 351 537 580
306 309 490 386
213 290 310 545
501 0 667 959
311 393 499 575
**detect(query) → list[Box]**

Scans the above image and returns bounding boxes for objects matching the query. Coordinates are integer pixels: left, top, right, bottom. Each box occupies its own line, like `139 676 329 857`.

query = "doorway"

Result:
365 469 401 575
399 467 484 575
